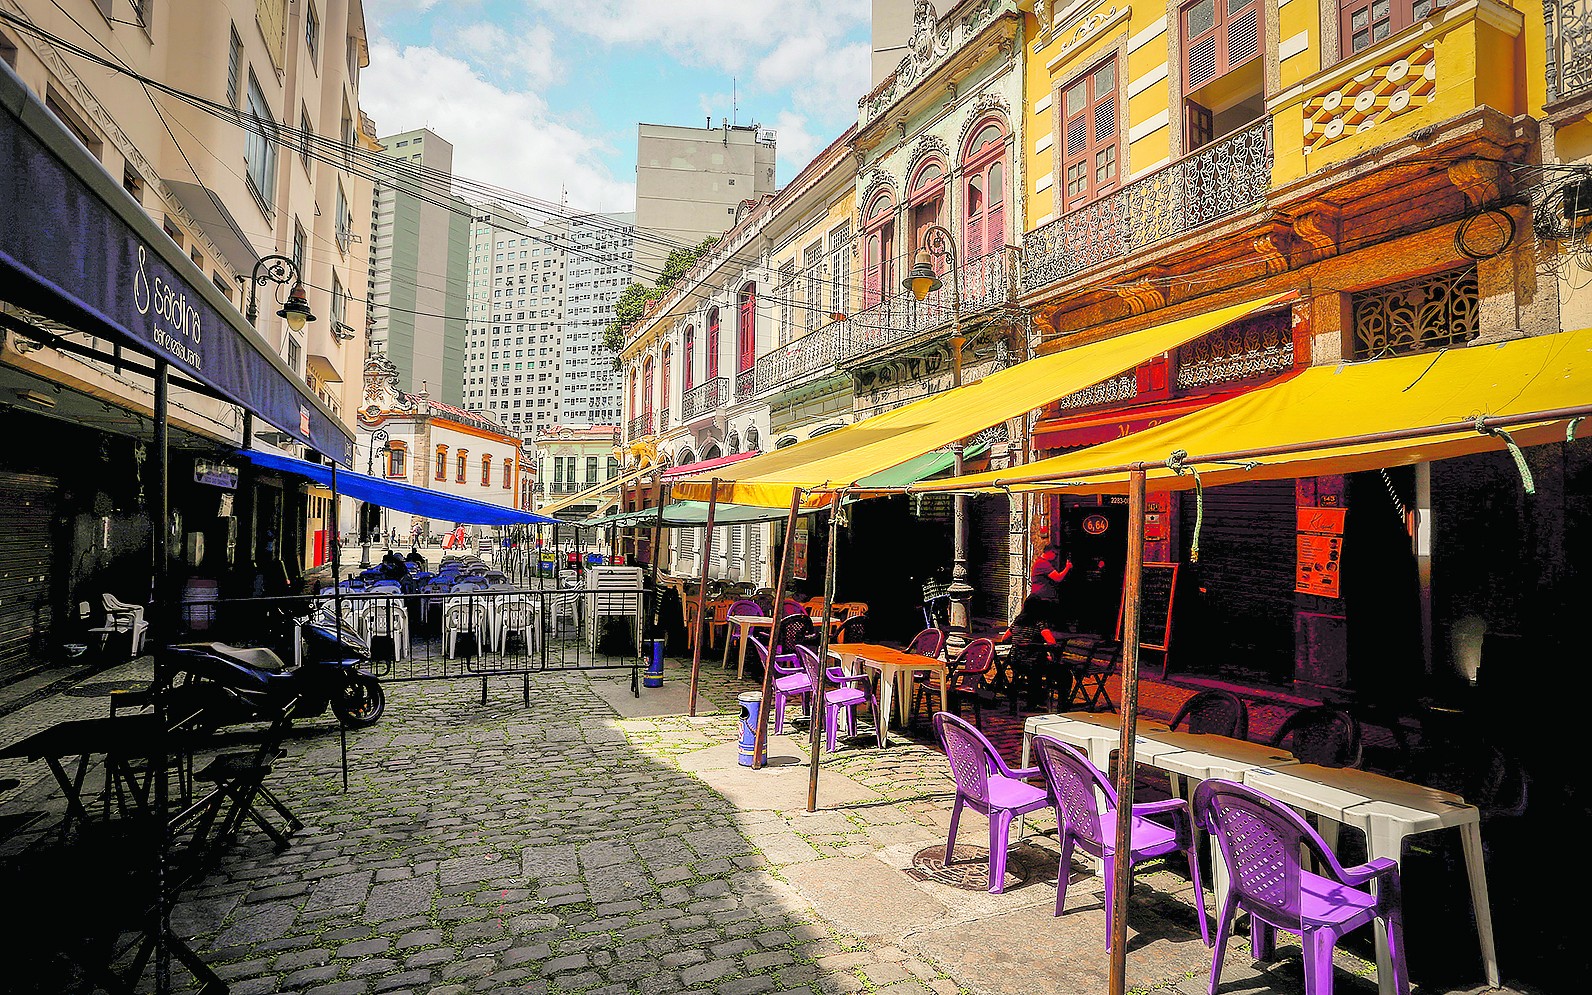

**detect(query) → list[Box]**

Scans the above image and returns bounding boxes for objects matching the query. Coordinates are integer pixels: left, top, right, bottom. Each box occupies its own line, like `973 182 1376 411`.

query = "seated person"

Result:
996 594 1070 706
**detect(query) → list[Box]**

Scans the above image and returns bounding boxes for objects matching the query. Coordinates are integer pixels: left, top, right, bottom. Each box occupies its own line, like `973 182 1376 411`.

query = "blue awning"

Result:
240 449 560 526
0 61 355 465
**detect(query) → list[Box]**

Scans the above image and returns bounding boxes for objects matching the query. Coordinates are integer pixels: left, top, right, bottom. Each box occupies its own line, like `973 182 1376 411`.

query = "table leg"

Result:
47 756 92 830
1460 822 1501 989
877 675 895 748
1362 819 1406 995
722 628 732 670
738 633 751 680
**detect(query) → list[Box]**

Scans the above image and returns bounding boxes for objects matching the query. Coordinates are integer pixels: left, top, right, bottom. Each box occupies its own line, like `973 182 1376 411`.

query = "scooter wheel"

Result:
331 674 385 727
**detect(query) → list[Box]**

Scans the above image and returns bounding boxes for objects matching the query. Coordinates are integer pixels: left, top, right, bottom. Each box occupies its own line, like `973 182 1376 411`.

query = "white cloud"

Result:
360 40 633 213
441 20 562 89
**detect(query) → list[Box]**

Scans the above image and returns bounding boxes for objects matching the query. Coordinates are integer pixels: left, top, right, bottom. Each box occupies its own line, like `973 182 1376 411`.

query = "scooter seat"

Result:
177 642 290 673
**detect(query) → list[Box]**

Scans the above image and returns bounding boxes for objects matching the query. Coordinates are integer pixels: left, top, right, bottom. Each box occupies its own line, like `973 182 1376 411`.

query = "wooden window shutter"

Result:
1061 58 1118 211
1183 0 1260 93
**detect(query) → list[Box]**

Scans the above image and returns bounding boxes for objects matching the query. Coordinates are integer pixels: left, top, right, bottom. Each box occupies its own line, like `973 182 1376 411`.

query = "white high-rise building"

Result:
462 205 568 438
561 212 634 426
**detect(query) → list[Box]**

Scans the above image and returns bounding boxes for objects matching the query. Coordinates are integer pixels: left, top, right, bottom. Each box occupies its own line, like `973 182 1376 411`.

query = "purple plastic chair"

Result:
725 599 766 668
1192 779 1407 995
933 712 1050 894
1032 735 1209 949
797 646 876 751
745 631 810 735
907 627 947 659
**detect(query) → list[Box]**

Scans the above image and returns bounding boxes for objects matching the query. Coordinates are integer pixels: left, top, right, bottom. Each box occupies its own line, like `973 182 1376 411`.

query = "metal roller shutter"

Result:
1179 479 1295 680
0 473 59 682
970 493 1011 623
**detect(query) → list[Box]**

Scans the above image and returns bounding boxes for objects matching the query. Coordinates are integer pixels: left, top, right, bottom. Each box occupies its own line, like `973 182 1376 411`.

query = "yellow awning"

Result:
916 327 1592 494
669 293 1290 507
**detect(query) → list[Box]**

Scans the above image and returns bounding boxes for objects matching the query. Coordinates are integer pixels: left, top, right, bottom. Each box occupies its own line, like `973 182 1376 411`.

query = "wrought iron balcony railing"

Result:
846 246 1018 362
1548 0 1589 100
1022 117 1272 294
659 408 670 433
680 377 728 422
753 321 848 395
734 368 755 400
627 412 653 439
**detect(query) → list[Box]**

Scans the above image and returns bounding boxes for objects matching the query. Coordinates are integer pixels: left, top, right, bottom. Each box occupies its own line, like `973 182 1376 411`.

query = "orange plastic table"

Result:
829 642 945 747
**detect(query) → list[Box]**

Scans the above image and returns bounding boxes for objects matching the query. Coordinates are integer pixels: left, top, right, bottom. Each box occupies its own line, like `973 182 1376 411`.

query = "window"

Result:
737 283 757 373
0 31 17 69
123 163 145 204
586 457 598 484
482 454 492 486
292 220 307 276
503 459 514 489
642 357 654 415
683 325 695 390
163 216 184 248
244 74 278 211
335 182 351 253
456 450 468 483
304 0 320 65
331 274 347 328
212 272 235 301
287 335 302 371
45 87 102 160
1061 62 1117 211
861 192 895 310
1350 266 1478 359
828 223 852 318
191 247 204 271
908 160 946 263
435 445 448 481
300 105 313 173
706 308 720 380
227 26 243 107
386 442 406 478
661 344 671 411
1339 0 1435 56
1182 0 1260 94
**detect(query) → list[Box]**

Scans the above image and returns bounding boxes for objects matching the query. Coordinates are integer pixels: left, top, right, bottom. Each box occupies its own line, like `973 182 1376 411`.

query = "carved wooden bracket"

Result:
1252 222 1294 275
1448 157 1510 209
1291 204 1342 261
1112 277 1167 316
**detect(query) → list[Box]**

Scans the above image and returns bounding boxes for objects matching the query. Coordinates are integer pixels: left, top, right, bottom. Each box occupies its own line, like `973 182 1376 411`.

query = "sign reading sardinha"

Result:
133 245 203 368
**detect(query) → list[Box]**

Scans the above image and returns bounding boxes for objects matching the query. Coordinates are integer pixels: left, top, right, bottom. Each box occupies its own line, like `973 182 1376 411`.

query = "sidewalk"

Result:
0 649 1527 995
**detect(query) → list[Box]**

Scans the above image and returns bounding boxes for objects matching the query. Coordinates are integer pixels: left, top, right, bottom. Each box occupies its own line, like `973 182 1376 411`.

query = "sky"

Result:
359 0 874 219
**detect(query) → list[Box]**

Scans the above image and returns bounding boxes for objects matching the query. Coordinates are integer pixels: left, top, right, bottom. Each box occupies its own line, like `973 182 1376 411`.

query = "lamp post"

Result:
245 254 316 334
903 224 972 641
360 427 389 568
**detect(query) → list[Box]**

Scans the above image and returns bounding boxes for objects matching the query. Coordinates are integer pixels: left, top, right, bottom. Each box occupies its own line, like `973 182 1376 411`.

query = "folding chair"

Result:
1075 641 1119 711
172 696 303 877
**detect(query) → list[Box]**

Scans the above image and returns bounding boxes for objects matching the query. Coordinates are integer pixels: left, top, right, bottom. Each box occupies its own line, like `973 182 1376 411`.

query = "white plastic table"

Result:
1020 711 1170 772
1243 764 1499 994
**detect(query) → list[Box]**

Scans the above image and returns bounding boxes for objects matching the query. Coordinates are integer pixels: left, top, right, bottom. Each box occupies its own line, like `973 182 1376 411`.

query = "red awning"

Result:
661 450 761 479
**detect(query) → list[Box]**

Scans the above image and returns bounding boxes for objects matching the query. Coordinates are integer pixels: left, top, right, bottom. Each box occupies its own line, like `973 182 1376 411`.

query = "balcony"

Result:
1022 119 1273 295
1553 0 1592 101
754 321 847 395
1270 0 1523 184
659 408 671 433
627 411 653 440
680 377 728 423
848 246 1018 363
734 368 755 400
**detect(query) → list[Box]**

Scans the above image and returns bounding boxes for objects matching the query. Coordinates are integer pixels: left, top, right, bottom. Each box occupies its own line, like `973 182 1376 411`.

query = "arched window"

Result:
861 191 896 310
628 369 638 422
456 449 468 483
386 441 407 478
503 458 514 489
642 356 655 418
962 119 1008 265
482 454 492 486
907 158 946 266
682 325 695 391
736 283 757 374
677 448 696 466
435 444 448 481
706 308 720 380
661 344 672 411
702 442 722 461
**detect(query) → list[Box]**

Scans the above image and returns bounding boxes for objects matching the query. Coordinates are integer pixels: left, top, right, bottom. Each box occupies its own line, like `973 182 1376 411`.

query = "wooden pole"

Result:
807 496 842 812
753 488 804 769
687 479 720 716
1107 467 1147 995
151 359 171 993
643 483 668 650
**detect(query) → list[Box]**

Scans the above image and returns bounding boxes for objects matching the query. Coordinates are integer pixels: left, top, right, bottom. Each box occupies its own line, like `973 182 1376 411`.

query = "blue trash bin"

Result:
737 692 765 767
644 639 664 688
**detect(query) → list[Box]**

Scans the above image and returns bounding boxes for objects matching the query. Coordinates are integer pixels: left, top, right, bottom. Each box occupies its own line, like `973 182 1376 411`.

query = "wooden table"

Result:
0 715 168 830
1243 763 1499 994
722 614 773 679
830 642 945 747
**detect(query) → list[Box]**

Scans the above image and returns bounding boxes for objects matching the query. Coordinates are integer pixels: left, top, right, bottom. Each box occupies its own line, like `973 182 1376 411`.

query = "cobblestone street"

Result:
0 654 1521 995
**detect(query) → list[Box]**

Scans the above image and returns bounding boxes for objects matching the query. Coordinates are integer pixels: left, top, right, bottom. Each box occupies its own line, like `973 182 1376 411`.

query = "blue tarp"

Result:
240 449 560 526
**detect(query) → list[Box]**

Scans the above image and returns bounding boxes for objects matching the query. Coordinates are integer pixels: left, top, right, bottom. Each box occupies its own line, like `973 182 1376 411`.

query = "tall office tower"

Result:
461 205 571 439
871 0 916 86
367 128 469 407
633 122 776 279
561 213 634 426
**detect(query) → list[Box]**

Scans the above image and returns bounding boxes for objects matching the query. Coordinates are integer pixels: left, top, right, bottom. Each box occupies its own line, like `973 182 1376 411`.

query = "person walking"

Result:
1029 542 1072 603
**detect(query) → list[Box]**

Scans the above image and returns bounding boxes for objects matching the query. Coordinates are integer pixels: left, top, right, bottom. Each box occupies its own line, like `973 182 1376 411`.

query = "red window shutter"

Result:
683 328 694 390
738 286 756 372
1062 58 1118 212
987 161 1006 254
642 362 653 415
862 230 882 309
1183 0 1260 93
964 173 986 263
707 310 720 380
661 351 670 404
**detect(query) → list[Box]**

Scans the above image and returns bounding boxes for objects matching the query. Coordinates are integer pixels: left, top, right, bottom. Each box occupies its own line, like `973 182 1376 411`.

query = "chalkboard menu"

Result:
1117 562 1178 658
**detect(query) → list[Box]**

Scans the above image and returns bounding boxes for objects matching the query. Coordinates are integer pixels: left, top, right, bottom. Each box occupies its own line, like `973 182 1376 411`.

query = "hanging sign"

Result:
193 459 239 489
792 524 809 581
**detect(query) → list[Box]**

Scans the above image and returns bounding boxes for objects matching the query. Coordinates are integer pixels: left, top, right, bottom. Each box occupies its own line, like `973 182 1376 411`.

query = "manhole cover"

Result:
906 843 1004 892
64 681 149 698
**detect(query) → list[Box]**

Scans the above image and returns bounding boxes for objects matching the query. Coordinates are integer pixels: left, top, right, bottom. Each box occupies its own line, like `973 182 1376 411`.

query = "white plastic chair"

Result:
495 598 538 655
362 597 410 660
442 601 488 658
100 593 149 655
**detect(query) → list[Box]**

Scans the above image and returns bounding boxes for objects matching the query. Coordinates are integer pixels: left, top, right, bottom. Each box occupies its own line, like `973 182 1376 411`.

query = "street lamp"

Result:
360 427 390 567
245 254 316 333
904 224 973 641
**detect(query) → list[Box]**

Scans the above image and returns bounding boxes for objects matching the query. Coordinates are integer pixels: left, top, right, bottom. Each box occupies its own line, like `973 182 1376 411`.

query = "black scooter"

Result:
165 606 386 731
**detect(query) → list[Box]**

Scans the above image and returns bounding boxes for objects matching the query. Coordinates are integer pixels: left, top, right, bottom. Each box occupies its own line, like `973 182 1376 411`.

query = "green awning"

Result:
851 441 990 490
